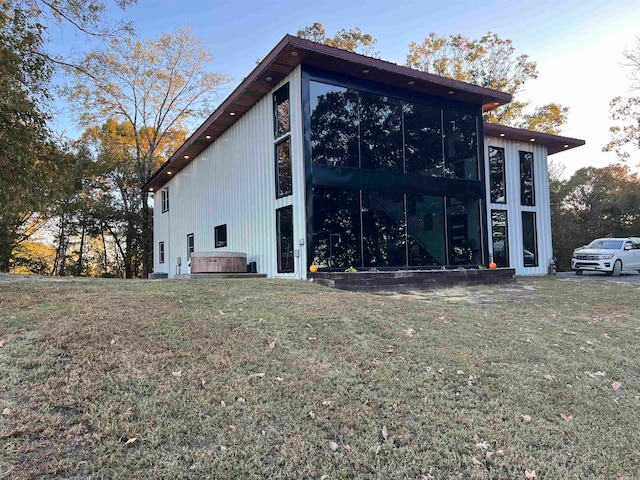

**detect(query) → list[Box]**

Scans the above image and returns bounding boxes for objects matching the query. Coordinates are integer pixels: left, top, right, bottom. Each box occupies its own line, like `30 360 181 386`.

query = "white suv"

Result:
571 237 640 276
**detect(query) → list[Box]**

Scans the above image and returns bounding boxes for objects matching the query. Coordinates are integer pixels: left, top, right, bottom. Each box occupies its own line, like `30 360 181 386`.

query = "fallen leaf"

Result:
218 310 226 315
125 437 137 445
236 397 246 403
456 370 465 375
201 378 207 387
228 425 237 431
594 371 606 377
308 337 317 341
467 376 475 387
560 413 573 423
171 370 182 377
381 426 388 441
110 339 116 345
267 339 277 350
249 372 265 379
220 445 227 452
522 415 532 423
485 451 494 459
329 441 339 451
475 441 489 450
220 400 226 407
437 368 444 374
471 456 483 466
525 469 537 479
322 401 332 407
586 340 593 345
603 333 610 339
543 374 555 381
2 408 11 416
0 339 5 348
275 376 284 382
308 410 315 419
612 381 622 391
406 328 416 338
386 346 394 353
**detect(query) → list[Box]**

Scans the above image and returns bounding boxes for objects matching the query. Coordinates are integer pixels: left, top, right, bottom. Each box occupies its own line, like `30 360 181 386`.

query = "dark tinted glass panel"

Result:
520 151 535 206
312 186 362 269
360 92 403 172
491 210 509 267
310 81 359 168
362 190 406 267
488 146 506 203
276 138 292 198
443 110 478 180
159 242 165 264
522 211 538 267
187 234 194 259
215 224 227 248
446 198 482 265
274 84 290 138
404 102 444 177
407 194 446 266
277 206 294 273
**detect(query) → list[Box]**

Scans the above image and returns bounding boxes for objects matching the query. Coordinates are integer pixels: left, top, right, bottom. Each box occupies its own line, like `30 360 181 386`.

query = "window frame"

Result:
488 146 507 204
273 83 292 199
159 241 165 264
519 151 535 206
521 211 538 267
276 205 294 273
186 233 194 260
490 210 509 267
215 224 227 248
161 188 169 213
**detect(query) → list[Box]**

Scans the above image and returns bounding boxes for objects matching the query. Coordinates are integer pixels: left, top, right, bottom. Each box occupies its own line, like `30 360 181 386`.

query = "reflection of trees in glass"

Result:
277 206 294 273
312 187 361 268
310 82 359 168
522 211 538 266
489 146 506 203
274 84 290 138
276 138 292 197
491 210 509 267
520 151 535 206
360 93 403 172
443 111 478 180
361 191 406 267
404 103 444 176
446 198 482 265
406 195 446 265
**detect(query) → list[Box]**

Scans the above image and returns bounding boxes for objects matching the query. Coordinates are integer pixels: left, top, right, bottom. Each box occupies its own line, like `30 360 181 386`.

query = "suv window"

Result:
588 239 623 249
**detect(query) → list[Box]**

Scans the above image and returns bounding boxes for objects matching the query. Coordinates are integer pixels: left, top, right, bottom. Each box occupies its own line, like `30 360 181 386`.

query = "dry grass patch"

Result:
1 276 639 479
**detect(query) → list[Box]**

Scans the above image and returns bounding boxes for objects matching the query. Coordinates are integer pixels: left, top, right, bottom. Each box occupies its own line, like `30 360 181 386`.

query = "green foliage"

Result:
406 32 568 132
550 164 640 270
297 22 379 57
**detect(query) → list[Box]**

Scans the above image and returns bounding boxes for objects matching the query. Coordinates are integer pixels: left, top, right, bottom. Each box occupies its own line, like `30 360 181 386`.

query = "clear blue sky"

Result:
51 0 640 175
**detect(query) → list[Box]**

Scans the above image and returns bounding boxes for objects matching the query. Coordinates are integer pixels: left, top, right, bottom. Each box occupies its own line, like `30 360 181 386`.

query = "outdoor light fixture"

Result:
407 80 415 85
167 171 172 175
205 135 211 139
448 90 455 94
564 144 569 148
265 76 273 82
362 69 369 74
530 138 536 142
149 188 154 191
229 112 236 116
184 155 189 159
290 51 298 57
499 133 506 137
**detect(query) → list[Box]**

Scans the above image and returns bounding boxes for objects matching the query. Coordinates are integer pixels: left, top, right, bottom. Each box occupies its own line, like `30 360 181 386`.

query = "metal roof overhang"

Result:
483 122 585 155
144 34 515 192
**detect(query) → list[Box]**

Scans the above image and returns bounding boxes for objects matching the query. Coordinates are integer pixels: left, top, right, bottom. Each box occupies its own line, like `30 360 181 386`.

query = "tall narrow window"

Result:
215 224 227 248
491 210 509 267
187 233 194 260
520 151 535 206
276 206 294 273
276 138 292 198
522 212 538 267
274 83 290 138
161 188 169 212
159 241 165 264
488 146 506 203
273 83 292 198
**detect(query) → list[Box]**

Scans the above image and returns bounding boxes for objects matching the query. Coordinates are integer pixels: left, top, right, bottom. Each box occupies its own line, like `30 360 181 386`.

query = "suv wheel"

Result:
575 270 583 276
612 260 622 277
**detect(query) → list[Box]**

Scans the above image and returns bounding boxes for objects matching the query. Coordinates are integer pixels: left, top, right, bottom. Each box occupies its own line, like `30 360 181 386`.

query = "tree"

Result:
406 32 568 133
65 27 229 277
297 23 379 57
550 164 640 270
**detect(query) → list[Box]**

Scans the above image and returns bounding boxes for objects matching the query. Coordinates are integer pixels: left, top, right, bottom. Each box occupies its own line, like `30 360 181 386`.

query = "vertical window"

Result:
520 151 535 206
488 146 506 203
522 212 538 267
276 138 292 198
215 224 227 248
161 188 169 212
276 206 294 273
187 233 194 260
159 241 165 264
274 83 290 138
491 210 509 267
274 83 292 198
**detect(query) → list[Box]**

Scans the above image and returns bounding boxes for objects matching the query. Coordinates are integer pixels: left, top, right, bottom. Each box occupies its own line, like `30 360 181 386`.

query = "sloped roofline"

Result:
483 122 585 155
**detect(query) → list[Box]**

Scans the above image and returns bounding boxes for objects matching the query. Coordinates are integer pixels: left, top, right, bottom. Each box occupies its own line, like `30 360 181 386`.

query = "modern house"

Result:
143 35 584 279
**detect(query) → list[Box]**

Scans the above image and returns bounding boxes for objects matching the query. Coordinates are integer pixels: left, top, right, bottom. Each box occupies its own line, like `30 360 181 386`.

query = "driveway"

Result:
557 270 640 285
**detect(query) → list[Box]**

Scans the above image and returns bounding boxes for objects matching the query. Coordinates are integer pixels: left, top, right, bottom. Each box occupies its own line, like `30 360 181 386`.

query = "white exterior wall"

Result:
484 136 553 275
153 67 306 278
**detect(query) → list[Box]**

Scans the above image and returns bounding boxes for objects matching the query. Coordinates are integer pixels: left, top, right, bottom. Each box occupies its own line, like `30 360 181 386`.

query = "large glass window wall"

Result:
308 77 484 270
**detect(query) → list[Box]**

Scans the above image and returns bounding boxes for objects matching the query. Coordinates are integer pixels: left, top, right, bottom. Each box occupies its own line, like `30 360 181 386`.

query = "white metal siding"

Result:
152 67 305 278
484 136 552 275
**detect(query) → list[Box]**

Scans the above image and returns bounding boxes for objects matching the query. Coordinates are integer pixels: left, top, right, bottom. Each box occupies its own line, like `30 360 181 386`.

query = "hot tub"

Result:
190 252 247 273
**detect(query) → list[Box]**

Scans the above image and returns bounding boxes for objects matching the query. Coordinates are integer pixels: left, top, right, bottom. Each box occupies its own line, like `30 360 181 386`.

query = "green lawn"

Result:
1 275 639 479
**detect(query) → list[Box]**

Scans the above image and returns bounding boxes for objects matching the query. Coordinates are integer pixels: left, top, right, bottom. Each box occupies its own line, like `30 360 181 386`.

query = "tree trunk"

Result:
77 222 86 275
142 192 153 278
